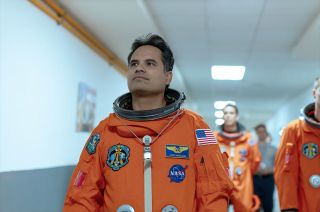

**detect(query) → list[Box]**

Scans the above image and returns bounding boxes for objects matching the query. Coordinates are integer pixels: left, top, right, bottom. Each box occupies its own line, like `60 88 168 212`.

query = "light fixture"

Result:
215 119 224 125
214 110 224 118
211 65 246 80
214 101 236 110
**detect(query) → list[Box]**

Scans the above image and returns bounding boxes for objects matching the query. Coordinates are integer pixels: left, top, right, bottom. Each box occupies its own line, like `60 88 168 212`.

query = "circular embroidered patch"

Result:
168 164 186 183
117 204 135 212
162 204 178 212
302 143 318 159
235 167 242 176
106 144 130 171
239 148 248 156
309 175 320 188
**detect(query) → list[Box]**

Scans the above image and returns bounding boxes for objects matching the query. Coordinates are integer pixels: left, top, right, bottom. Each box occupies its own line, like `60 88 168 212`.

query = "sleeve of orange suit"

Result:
192 114 234 212
63 123 106 212
248 137 262 174
274 123 299 211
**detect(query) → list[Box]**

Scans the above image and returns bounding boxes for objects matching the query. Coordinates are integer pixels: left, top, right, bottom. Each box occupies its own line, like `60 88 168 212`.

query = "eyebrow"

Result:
129 59 138 64
145 59 157 64
130 58 158 65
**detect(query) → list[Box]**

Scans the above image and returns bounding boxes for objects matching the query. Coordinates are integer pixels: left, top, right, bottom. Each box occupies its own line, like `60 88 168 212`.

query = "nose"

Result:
135 64 146 73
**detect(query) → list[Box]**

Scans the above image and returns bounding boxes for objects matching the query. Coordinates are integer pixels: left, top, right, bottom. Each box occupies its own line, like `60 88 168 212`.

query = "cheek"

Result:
154 73 167 84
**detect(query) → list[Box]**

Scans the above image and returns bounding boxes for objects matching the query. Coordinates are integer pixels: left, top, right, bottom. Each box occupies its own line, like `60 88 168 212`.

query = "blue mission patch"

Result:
166 144 189 159
86 133 100 155
302 143 318 159
106 144 130 171
239 148 248 156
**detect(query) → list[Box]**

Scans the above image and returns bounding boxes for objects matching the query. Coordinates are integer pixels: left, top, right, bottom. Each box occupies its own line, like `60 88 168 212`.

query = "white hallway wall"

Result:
0 0 128 172
0 0 188 172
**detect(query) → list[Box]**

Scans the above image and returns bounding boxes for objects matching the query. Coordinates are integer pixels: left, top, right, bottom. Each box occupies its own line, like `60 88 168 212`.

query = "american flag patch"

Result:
195 129 217 146
74 170 86 187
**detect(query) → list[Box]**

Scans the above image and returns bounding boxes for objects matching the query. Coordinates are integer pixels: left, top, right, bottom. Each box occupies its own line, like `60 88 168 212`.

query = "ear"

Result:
312 89 316 99
165 71 173 85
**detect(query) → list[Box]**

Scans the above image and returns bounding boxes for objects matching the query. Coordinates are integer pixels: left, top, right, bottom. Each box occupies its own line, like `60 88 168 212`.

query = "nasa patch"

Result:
168 164 187 183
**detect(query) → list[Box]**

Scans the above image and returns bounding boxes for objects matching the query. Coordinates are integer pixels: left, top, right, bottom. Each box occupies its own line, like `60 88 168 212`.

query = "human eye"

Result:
130 61 138 67
146 60 157 67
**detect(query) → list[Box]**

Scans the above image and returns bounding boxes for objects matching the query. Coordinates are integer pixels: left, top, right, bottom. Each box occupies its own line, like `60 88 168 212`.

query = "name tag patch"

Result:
166 144 189 159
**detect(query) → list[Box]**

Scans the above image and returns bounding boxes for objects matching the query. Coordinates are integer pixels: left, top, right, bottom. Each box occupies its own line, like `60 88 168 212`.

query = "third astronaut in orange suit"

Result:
274 78 320 212
63 34 233 212
214 104 261 212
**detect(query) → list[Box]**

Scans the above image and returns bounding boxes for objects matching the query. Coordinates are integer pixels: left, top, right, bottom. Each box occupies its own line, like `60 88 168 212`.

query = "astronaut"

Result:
214 104 261 212
63 34 233 212
274 78 320 212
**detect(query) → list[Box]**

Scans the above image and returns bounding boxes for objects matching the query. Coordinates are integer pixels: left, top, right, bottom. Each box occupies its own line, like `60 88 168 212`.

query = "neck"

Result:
131 92 166 111
224 123 237 132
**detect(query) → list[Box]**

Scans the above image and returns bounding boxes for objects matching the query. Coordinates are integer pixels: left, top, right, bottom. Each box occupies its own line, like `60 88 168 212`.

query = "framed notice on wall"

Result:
76 82 96 132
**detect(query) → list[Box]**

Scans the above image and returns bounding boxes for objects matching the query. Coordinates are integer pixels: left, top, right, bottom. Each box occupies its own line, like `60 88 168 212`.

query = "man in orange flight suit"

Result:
274 78 320 212
214 104 261 212
63 34 233 212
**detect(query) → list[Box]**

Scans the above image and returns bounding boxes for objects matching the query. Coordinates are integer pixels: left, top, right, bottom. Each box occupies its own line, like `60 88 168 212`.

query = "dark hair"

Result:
255 124 267 131
223 103 239 114
127 33 174 72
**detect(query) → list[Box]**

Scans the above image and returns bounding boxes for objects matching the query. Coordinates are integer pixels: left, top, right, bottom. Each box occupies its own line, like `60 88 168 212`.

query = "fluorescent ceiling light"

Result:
214 101 236 110
211 66 246 80
214 110 224 118
215 119 224 125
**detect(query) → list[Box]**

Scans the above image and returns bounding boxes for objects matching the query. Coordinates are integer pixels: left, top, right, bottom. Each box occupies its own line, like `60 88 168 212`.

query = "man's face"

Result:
127 45 172 96
314 86 320 106
223 106 238 126
255 127 268 142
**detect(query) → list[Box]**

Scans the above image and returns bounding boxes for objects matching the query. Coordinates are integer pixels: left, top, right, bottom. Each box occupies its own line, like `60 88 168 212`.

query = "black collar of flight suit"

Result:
301 102 320 128
216 122 247 139
113 88 186 121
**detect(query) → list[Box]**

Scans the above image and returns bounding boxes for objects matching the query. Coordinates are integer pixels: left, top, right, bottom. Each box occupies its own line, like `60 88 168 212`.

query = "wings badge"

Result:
166 144 189 159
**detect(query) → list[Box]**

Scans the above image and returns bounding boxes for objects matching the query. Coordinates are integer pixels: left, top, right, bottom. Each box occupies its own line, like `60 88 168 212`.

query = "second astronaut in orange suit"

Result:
274 78 320 212
214 104 261 212
63 34 233 212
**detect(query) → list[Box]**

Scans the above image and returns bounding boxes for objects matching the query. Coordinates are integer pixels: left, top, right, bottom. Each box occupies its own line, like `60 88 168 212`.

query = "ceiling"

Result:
56 0 320 129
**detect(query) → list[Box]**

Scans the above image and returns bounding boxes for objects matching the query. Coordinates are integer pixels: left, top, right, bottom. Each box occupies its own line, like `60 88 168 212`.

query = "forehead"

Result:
131 45 162 61
223 106 236 113
256 127 266 132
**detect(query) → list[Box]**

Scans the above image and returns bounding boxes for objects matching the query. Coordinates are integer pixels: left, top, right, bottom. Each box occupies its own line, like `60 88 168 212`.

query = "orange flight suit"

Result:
214 128 261 212
64 109 233 212
274 104 320 212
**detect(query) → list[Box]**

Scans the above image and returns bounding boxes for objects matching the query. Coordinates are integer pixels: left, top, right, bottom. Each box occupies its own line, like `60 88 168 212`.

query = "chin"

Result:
130 88 153 95
225 122 235 126
129 84 147 92
131 89 164 97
